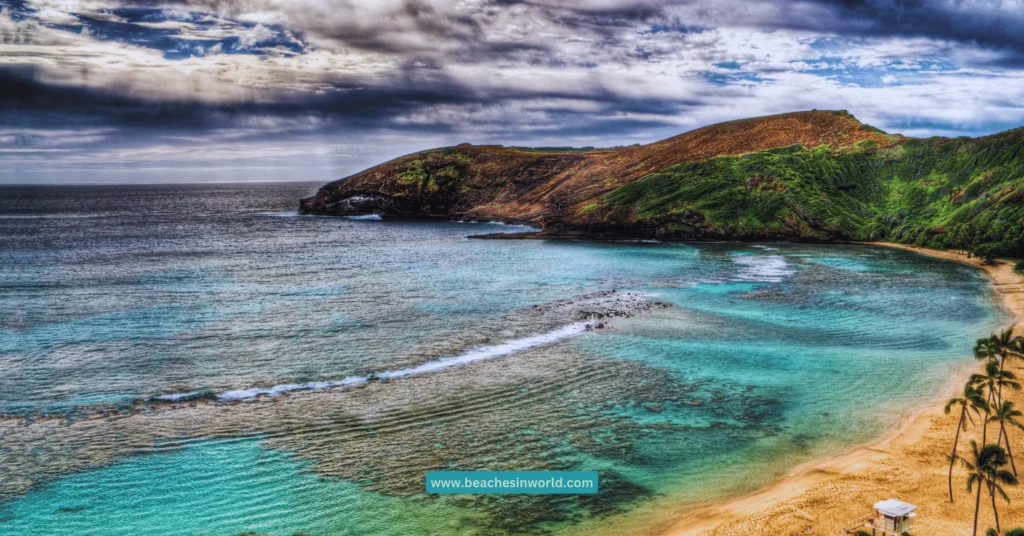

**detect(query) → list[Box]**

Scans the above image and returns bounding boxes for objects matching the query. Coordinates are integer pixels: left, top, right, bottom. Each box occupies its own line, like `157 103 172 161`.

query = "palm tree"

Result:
962 441 1018 536
993 400 1024 476
976 329 1024 400
970 360 1021 443
975 329 1019 363
974 332 1024 407
947 384 989 501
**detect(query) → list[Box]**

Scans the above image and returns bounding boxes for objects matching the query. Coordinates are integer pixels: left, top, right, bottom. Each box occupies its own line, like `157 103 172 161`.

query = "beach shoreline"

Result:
663 242 1024 536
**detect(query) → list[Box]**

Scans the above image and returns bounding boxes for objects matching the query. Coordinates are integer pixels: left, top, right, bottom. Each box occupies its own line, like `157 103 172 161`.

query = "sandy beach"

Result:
664 243 1024 536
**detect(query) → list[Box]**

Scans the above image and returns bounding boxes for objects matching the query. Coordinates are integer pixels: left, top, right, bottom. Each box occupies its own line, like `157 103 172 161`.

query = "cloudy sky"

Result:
1 0 1023 183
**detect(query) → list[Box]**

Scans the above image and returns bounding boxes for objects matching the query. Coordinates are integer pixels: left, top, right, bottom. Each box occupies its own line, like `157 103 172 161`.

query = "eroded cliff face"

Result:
300 110 1024 254
300 143 589 224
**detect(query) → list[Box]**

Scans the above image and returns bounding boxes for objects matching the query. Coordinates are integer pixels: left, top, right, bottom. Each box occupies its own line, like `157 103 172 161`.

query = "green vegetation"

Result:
397 159 429 183
1015 261 1024 275
950 329 1024 535
975 244 1001 265
595 129 1024 256
395 153 468 198
435 165 460 178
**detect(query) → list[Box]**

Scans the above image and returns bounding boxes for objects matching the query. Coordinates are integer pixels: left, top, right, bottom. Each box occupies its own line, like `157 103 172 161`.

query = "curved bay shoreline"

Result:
4 236 1019 535
662 242 1024 536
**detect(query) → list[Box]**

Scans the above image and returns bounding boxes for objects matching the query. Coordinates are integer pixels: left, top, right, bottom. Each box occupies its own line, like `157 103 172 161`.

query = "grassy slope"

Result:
582 128 1024 256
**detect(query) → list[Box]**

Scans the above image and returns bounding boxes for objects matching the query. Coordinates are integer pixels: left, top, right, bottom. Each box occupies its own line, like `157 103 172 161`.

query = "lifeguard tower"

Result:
841 499 916 535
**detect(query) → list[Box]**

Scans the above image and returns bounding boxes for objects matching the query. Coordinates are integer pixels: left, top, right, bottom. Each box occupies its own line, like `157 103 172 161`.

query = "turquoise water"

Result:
0 184 1008 535
0 438 481 536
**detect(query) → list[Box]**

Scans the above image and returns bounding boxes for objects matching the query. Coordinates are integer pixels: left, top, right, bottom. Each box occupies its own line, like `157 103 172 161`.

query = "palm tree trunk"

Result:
984 390 993 445
996 356 1006 436
950 409 966 502
999 355 1006 403
991 482 1001 534
1000 422 1018 476
974 480 983 536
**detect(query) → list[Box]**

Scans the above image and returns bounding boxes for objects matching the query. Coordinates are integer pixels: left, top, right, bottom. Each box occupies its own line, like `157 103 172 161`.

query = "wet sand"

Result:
663 243 1024 536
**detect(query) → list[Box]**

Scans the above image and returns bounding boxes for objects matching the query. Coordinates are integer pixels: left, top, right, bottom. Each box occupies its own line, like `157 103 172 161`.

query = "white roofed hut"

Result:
840 499 917 535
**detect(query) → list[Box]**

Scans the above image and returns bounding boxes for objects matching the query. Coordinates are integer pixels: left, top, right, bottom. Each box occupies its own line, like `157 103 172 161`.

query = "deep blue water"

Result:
0 183 1008 535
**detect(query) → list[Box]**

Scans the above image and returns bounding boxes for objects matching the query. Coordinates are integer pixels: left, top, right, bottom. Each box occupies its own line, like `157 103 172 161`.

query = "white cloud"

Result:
32 8 81 26
236 23 276 48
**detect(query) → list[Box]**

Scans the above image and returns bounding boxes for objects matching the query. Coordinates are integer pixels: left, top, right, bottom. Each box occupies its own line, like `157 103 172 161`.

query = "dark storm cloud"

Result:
0 63 686 137
366 0 1024 60
427 0 1024 65
0 65 452 131
775 0 1024 64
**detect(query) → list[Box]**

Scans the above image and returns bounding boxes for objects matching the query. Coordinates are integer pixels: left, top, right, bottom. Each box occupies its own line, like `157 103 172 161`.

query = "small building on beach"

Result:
841 499 916 535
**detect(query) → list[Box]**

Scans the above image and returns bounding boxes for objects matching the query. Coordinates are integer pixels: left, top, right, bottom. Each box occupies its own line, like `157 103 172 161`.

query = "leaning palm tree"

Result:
947 384 989 502
970 360 1021 443
962 441 1018 536
993 400 1024 476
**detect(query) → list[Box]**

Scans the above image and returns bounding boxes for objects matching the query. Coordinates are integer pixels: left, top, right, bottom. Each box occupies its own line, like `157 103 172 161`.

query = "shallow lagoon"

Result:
0 183 1007 535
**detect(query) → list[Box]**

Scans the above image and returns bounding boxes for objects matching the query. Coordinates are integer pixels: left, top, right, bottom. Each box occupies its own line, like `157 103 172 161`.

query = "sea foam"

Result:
730 254 796 283
154 322 592 403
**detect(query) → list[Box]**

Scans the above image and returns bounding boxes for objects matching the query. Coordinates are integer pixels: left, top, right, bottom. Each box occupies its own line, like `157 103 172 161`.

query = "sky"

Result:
1 0 1023 184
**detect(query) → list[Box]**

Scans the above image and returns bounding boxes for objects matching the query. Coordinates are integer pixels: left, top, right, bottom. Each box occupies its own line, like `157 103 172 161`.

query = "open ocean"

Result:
0 182 1008 535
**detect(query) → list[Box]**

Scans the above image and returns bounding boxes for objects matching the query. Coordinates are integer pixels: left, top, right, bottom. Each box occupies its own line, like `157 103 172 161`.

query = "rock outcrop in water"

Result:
300 110 1024 256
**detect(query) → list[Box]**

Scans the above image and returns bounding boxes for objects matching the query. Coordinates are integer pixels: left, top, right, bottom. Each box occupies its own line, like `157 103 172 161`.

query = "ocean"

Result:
0 182 1008 535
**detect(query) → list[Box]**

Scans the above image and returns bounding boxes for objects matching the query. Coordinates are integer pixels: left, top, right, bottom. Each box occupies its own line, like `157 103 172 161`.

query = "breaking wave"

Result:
154 322 593 403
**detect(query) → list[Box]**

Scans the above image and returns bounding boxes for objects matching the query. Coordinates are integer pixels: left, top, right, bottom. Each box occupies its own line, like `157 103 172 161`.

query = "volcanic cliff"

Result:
300 110 1024 255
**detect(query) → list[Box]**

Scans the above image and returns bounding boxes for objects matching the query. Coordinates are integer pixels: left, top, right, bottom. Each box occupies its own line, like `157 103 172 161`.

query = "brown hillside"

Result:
301 110 902 224
535 110 901 218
